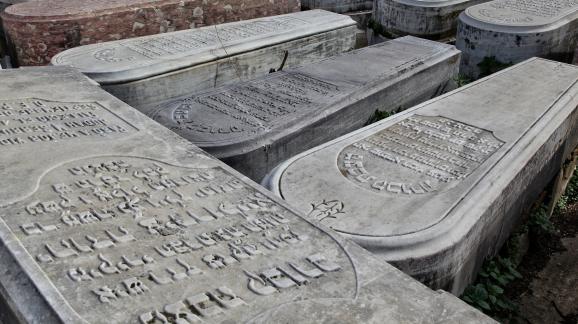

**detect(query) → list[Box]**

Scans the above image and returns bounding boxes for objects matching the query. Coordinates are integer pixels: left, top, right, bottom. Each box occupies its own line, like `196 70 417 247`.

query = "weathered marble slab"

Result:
456 0 578 78
373 0 489 40
1 0 301 66
302 0 372 14
51 10 357 110
0 67 494 323
264 58 578 294
150 36 460 181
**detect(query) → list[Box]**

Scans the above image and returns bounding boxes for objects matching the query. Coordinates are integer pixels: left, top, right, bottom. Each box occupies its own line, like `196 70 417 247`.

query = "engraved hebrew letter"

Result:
123 277 150 295
163 300 202 323
307 254 342 272
185 293 223 317
209 287 246 309
243 270 277 296
261 268 296 289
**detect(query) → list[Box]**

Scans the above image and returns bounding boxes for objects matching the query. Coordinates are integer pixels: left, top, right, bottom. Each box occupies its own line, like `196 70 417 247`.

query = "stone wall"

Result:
1 0 300 66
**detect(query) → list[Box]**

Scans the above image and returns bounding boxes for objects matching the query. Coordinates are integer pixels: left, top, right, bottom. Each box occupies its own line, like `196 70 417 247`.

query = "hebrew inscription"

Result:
0 99 136 147
2 157 348 322
337 115 504 195
110 16 305 61
475 0 578 24
154 72 341 140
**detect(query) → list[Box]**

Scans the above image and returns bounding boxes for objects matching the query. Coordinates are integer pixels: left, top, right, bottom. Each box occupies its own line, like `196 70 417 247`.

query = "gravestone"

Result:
456 0 578 78
0 66 494 323
52 10 357 110
373 0 489 40
150 36 460 181
301 0 372 13
263 58 578 293
1 0 301 66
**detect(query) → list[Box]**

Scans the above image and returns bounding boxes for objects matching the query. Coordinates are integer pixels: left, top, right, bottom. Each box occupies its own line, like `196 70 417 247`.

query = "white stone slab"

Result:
51 10 357 110
302 0 373 14
0 66 495 323
264 58 578 293
456 0 578 78
373 0 489 40
150 36 460 181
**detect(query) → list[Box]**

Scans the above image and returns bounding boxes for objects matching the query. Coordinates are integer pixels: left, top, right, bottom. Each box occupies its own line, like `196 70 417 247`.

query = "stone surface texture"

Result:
302 0 373 13
0 66 495 323
150 36 460 181
456 0 578 78
263 58 578 294
346 9 373 28
52 10 358 110
373 0 489 40
1 0 300 66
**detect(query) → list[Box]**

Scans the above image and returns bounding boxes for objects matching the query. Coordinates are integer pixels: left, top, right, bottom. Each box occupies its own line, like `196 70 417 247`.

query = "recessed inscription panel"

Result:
152 72 345 146
0 98 137 147
337 115 504 195
2 156 355 323
467 0 578 26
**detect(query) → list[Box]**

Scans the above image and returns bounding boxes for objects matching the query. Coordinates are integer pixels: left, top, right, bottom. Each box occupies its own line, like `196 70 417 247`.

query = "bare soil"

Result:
505 204 578 324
